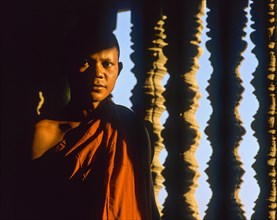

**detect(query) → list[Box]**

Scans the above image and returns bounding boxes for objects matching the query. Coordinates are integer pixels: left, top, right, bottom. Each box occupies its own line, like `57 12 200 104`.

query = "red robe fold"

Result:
30 101 160 220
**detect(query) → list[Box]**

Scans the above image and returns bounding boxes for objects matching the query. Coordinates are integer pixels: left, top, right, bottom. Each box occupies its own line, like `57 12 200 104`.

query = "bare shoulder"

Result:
32 119 64 159
35 119 60 129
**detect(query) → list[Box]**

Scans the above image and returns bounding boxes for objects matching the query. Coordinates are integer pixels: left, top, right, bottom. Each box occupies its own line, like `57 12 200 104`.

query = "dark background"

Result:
0 1 129 218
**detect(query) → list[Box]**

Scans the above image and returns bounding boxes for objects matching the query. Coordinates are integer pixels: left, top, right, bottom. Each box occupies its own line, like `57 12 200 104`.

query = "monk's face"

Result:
76 46 122 109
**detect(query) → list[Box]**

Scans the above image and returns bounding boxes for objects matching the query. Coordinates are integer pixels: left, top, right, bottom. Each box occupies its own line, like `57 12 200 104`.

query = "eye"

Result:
102 61 113 68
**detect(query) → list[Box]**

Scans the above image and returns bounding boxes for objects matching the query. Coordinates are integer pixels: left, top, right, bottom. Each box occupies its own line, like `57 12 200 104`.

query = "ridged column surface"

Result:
130 3 167 214
250 1 277 219
162 1 204 219
204 1 248 219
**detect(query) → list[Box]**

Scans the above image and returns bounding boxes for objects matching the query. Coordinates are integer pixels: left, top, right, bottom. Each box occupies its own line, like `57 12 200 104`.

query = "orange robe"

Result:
30 101 160 220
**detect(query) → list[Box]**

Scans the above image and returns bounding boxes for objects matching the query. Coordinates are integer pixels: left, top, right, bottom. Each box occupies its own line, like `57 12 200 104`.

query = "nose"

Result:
94 64 104 78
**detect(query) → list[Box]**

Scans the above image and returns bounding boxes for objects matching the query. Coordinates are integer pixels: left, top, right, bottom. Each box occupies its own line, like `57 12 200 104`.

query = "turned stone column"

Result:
130 2 167 213
162 1 204 219
204 1 248 219
250 1 277 219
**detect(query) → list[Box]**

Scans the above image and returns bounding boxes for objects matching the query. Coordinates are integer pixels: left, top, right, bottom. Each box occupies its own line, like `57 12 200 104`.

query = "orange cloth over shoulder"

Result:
32 101 159 220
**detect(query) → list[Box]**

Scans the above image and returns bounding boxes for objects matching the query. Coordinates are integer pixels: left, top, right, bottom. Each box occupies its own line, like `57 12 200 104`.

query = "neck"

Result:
66 97 109 118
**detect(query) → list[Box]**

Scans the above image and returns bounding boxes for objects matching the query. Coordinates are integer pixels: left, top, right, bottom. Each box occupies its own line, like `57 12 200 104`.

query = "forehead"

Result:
88 46 119 60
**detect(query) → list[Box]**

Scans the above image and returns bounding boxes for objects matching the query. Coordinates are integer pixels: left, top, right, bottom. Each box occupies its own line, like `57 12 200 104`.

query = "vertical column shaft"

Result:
162 1 204 219
251 1 277 219
204 1 248 219
130 2 167 214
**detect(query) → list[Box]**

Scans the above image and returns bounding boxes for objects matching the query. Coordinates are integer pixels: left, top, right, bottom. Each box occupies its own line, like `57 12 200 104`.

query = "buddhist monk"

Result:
28 29 160 220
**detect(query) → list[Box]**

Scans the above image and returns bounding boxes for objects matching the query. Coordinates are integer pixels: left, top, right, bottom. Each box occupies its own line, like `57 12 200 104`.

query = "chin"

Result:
89 95 107 103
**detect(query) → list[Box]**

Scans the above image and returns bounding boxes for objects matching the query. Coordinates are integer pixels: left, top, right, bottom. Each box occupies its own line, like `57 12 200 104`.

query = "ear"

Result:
118 62 123 76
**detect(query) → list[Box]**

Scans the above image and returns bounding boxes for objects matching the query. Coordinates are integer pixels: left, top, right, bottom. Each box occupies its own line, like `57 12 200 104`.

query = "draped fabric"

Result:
26 101 159 220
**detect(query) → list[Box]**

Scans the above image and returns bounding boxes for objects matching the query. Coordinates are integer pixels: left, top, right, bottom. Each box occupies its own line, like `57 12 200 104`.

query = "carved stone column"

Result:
161 1 204 219
142 16 168 213
130 2 167 213
250 1 277 219
204 1 248 219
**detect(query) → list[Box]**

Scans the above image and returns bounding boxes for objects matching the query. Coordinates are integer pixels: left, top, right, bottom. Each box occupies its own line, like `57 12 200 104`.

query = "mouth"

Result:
92 84 105 90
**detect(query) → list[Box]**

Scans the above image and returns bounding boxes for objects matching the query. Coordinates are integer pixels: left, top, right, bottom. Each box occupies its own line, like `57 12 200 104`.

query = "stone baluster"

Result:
250 1 277 219
161 1 204 219
129 3 167 213
204 1 248 219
